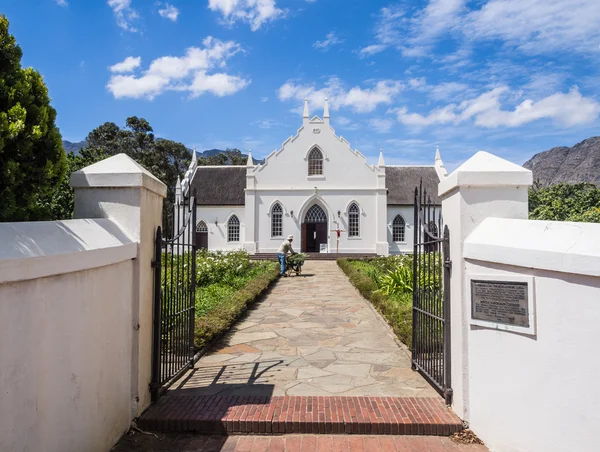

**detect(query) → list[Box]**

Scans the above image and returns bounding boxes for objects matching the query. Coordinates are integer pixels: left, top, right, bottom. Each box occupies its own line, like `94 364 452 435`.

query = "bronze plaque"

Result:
471 280 529 327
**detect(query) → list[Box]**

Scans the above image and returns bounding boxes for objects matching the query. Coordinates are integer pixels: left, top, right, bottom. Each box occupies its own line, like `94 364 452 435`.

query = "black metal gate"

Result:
150 192 197 401
412 182 452 405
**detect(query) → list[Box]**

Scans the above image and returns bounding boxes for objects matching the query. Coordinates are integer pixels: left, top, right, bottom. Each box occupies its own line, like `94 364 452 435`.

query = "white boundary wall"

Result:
441 151 600 452
0 154 165 452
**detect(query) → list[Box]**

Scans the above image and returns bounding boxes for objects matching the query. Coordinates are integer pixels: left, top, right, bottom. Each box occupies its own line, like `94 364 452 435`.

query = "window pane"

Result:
393 215 405 242
305 204 327 223
348 203 359 237
271 204 283 237
228 215 240 242
308 148 323 175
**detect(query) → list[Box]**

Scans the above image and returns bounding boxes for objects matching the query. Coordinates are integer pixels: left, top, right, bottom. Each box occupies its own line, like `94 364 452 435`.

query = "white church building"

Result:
176 100 447 256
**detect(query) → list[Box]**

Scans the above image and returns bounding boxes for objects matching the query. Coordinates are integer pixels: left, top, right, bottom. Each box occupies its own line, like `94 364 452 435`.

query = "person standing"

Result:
277 235 295 277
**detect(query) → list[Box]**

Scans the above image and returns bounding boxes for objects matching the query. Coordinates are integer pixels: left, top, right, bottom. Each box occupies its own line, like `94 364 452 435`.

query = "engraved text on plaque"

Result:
471 280 529 327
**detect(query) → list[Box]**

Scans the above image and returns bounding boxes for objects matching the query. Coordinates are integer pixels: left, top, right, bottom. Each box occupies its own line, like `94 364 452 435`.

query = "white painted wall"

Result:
441 151 600 452
244 103 387 254
253 190 379 253
463 218 600 452
0 154 166 452
72 154 166 416
196 206 246 251
387 206 415 254
0 220 137 452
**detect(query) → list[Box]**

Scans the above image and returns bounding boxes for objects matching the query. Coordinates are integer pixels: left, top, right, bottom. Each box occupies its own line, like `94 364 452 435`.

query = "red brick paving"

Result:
222 435 487 451
138 395 462 436
113 432 490 452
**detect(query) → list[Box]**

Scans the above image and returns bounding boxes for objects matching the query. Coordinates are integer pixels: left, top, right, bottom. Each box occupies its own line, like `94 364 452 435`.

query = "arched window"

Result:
308 148 323 175
271 203 283 237
196 220 208 233
304 204 327 223
348 203 360 237
392 215 405 242
228 215 240 242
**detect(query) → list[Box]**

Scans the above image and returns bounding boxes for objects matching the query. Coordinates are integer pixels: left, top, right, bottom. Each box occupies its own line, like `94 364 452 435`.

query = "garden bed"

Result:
194 250 279 349
337 256 414 348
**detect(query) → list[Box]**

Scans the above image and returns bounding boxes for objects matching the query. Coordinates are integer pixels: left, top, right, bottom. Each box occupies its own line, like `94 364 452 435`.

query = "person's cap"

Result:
287 235 294 240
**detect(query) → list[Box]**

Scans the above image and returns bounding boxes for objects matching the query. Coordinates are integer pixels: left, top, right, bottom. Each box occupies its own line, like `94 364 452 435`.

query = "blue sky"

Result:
3 0 600 170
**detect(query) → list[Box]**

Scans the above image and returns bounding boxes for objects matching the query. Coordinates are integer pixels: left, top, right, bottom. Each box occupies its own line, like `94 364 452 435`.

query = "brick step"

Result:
137 395 462 436
251 253 377 261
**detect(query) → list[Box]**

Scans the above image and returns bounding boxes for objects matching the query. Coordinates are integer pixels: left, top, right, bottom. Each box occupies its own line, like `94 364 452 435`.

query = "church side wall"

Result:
196 206 246 251
387 206 415 254
255 191 379 254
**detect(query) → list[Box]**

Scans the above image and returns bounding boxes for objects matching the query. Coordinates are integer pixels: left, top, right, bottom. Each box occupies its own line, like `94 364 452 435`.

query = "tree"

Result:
529 183 600 223
44 148 108 220
0 15 65 221
84 117 190 231
197 148 247 166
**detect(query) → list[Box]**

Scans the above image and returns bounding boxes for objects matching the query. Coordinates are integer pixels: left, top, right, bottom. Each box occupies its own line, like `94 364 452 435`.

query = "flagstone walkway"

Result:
171 261 436 398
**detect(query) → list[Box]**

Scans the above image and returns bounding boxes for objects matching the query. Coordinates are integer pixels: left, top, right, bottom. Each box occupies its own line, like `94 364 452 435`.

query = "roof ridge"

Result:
196 165 247 168
386 165 435 168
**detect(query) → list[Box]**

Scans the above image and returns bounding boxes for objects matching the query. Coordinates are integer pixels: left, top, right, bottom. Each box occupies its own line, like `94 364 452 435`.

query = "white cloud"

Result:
109 56 142 73
253 119 279 129
362 0 600 59
56 0 68 7
369 118 394 133
278 77 403 113
395 86 600 128
359 44 387 57
465 0 600 54
313 32 344 50
107 0 139 32
106 37 249 99
158 3 179 21
208 0 285 31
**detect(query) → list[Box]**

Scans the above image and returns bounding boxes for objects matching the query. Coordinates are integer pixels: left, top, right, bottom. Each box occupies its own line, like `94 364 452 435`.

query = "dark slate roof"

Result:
386 166 440 205
190 166 246 205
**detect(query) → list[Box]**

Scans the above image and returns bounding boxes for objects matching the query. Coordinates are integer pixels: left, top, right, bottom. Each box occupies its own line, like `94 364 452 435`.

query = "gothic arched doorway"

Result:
302 204 327 252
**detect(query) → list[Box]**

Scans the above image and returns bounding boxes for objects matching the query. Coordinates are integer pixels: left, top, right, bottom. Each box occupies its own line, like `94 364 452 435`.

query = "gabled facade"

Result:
176 100 446 255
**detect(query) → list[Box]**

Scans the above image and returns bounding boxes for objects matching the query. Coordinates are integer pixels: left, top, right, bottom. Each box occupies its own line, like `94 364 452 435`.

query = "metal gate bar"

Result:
151 192 197 401
412 182 452 405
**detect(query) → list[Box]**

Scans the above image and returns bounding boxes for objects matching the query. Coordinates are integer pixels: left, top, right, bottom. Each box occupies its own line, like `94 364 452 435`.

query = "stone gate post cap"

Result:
438 151 532 197
70 153 167 198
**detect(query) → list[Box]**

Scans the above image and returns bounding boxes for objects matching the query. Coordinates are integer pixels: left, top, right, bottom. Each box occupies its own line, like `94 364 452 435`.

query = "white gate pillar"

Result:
71 154 167 418
438 151 531 419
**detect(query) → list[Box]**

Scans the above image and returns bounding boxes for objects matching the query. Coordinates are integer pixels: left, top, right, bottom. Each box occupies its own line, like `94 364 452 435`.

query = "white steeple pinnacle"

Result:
175 176 182 205
434 145 448 179
378 148 385 167
192 146 198 164
323 98 330 119
303 98 309 118
246 149 253 167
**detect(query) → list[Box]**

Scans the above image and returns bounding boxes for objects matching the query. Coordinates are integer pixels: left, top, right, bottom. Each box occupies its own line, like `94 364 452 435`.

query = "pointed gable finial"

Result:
246 149 253 167
378 148 385 167
192 146 198 164
435 145 441 162
303 98 309 118
323 97 330 119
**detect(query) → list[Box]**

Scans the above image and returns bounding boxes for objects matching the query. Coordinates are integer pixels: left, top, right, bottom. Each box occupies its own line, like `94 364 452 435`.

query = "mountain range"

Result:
523 137 600 187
